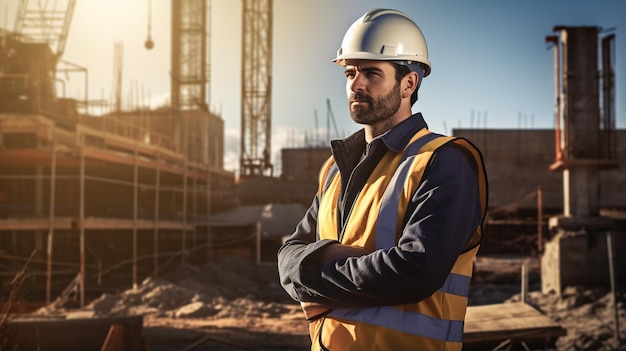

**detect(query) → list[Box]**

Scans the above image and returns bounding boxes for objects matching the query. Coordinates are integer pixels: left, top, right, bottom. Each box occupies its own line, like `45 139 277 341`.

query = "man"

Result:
278 8 488 351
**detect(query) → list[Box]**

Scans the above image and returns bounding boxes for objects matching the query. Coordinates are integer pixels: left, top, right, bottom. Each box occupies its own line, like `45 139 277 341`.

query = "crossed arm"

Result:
277 146 481 315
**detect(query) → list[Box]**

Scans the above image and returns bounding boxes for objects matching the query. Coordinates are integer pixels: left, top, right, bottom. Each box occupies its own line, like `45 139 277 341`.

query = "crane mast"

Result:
171 0 208 110
240 0 273 177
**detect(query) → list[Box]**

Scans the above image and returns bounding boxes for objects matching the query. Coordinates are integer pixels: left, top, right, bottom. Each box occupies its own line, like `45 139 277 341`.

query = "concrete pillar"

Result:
563 166 600 217
542 26 622 296
542 229 626 295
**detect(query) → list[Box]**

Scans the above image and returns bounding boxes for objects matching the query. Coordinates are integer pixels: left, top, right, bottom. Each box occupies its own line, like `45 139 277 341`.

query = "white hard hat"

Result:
333 8 431 77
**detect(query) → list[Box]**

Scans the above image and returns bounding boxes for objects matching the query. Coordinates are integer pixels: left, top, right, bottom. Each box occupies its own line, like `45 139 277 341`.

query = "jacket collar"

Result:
330 113 429 170
374 113 429 153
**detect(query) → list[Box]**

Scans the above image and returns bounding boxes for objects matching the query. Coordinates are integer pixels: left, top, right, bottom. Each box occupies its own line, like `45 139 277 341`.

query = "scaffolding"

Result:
0 29 236 307
0 109 235 306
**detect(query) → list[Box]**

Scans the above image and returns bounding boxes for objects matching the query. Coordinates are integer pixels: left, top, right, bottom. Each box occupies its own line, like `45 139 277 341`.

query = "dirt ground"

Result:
8 256 626 351
142 308 309 351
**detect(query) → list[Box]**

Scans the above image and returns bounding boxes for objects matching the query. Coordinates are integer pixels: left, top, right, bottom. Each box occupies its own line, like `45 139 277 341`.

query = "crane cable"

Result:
144 0 154 49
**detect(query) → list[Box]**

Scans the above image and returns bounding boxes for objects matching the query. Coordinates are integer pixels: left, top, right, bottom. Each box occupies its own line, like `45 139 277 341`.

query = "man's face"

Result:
343 60 401 126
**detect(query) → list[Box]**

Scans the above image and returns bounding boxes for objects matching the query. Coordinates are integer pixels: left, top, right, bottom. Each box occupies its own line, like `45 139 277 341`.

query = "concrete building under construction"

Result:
0 1 237 306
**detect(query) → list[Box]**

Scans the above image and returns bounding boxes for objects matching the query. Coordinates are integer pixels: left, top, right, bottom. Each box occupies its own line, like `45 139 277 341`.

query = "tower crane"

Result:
8 0 78 106
171 0 208 110
13 0 77 65
240 0 273 177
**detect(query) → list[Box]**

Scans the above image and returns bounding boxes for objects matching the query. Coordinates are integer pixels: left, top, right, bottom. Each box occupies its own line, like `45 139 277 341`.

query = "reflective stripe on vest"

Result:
375 132 441 249
331 305 464 343
313 129 487 349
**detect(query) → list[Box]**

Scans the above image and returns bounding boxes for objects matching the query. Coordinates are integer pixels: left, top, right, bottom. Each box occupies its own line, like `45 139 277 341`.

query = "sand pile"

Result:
35 258 293 320
508 286 626 351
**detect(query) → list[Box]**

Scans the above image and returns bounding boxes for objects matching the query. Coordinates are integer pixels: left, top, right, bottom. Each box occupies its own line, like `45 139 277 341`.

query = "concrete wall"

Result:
281 147 331 183
453 129 625 212
276 129 625 213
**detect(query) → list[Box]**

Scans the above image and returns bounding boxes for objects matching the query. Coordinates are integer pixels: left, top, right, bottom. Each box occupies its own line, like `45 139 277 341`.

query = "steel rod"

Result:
79 133 85 307
46 139 57 305
606 231 621 346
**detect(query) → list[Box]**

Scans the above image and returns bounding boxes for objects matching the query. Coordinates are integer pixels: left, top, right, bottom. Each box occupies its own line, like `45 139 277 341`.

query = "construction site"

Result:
0 1 625 350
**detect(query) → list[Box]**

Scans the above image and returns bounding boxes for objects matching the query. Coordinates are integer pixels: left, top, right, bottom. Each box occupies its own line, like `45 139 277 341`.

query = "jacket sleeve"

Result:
277 194 339 302
280 144 483 308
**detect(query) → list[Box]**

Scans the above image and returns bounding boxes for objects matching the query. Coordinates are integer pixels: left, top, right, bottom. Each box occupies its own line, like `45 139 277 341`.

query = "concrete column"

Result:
563 166 600 217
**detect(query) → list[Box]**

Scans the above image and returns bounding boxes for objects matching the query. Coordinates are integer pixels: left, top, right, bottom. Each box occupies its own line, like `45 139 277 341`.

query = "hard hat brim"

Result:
333 52 431 77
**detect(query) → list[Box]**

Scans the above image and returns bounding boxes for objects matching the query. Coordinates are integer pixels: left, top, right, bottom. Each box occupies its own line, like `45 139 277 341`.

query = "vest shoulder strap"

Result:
318 156 338 198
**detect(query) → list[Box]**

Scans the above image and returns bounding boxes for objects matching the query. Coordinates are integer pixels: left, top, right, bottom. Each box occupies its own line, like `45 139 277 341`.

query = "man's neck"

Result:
364 111 413 142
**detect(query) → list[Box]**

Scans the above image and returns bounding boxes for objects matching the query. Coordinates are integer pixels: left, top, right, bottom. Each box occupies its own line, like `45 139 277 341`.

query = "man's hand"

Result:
300 244 369 321
300 301 332 321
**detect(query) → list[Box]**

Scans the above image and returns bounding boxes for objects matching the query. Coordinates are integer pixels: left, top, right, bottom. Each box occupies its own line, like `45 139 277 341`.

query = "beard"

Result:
348 83 402 126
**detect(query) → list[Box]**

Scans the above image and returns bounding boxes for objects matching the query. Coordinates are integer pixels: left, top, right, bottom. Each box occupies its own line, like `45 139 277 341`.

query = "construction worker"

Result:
278 8 488 351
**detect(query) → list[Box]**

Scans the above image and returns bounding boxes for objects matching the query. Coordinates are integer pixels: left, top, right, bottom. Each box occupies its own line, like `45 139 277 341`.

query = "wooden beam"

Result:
0 217 194 231
0 218 73 231
79 218 193 231
464 302 566 344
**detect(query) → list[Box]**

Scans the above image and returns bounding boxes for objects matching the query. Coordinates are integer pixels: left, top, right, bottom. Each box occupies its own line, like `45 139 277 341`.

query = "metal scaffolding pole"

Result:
206 168 212 262
537 186 543 254
153 151 161 277
192 173 197 261
45 138 57 305
255 222 261 264
132 145 138 289
181 160 188 265
79 133 85 307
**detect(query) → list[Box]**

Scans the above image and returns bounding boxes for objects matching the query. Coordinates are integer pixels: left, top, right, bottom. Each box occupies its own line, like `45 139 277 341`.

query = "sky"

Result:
2 0 625 173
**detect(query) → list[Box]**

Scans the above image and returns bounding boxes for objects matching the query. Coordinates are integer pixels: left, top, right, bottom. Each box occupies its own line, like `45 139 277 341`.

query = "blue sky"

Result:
3 0 625 172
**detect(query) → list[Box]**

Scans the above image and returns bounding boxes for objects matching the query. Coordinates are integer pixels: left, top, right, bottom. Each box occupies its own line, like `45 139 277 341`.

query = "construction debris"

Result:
509 287 626 351
18 257 623 351
34 258 291 320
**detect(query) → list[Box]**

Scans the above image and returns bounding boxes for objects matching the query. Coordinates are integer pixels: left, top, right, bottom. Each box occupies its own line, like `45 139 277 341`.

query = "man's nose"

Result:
349 73 366 92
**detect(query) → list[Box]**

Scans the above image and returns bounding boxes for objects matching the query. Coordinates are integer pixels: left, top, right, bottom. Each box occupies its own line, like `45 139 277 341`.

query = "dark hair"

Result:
393 64 419 106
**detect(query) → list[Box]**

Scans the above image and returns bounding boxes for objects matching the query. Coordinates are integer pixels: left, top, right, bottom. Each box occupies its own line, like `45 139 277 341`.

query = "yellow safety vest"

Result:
311 129 487 351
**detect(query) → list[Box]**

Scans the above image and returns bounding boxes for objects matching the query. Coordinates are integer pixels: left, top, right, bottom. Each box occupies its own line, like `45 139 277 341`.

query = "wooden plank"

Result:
7 315 145 351
464 302 566 344
82 147 209 180
80 217 194 231
0 217 73 230
0 116 215 179
0 217 193 231
0 149 52 166
0 115 53 133
100 324 126 351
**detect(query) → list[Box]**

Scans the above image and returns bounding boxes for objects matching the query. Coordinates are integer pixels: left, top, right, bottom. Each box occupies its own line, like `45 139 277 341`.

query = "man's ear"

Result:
402 71 419 99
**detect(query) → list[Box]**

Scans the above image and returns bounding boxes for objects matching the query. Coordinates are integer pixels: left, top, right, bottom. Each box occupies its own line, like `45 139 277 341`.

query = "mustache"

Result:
349 93 373 104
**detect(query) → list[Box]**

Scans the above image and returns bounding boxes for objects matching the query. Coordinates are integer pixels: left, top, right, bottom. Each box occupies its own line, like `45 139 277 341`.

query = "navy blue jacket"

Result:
278 113 483 308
